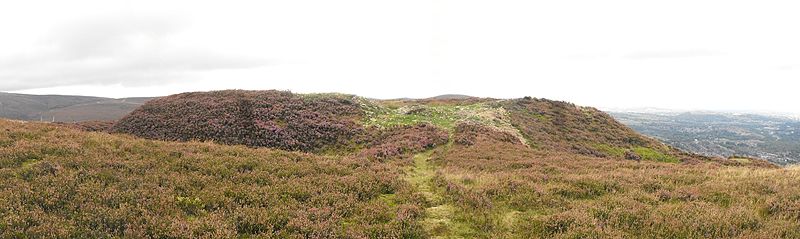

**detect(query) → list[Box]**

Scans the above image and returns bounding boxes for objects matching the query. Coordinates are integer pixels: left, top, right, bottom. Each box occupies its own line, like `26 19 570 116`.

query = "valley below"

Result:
611 111 800 166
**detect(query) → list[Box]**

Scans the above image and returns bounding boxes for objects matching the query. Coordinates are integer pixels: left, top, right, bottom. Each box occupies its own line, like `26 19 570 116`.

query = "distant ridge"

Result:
0 92 156 122
426 94 476 100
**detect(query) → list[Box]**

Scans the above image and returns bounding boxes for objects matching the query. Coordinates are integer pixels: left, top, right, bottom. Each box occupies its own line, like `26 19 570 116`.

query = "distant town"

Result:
611 110 800 165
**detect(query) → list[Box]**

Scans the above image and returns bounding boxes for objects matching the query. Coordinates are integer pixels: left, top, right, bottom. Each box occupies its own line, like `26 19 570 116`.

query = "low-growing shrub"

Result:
359 123 449 160
56 121 115 132
0 120 426 238
453 123 522 146
503 98 676 157
111 90 366 153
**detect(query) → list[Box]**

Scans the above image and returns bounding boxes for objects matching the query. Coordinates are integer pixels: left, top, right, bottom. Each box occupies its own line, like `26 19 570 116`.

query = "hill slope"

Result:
2 90 797 238
0 92 153 122
502 98 681 161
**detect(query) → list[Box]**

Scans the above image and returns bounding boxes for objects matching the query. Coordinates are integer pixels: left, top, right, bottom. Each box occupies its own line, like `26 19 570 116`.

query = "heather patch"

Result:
0 120 427 238
111 90 366 153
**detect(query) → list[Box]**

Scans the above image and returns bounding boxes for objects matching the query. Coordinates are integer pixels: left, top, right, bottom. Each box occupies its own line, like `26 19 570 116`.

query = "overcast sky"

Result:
1 0 799 113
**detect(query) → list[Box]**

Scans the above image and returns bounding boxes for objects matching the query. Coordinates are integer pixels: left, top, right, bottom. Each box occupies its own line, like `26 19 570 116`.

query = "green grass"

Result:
376 193 399 208
633 146 680 163
593 144 679 163
406 149 479 238
362 101 529 146
364 104 463 130
406 150 442 205
594 144 627 158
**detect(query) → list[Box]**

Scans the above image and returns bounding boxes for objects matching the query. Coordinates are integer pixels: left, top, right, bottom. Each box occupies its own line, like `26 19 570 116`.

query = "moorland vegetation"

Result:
1 90 797 238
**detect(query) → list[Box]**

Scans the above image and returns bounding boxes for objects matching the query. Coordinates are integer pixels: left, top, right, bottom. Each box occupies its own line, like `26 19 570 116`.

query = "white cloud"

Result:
1 0 799 113
624 50 725 60
0 15 266 91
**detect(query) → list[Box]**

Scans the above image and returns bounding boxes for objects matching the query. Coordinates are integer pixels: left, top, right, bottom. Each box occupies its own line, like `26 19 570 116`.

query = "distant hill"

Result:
611 111 800 165
0 92 155 122
426 94 476 100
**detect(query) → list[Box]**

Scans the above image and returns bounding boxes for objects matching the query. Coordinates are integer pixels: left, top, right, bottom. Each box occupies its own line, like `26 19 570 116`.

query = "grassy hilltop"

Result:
1 90 799 238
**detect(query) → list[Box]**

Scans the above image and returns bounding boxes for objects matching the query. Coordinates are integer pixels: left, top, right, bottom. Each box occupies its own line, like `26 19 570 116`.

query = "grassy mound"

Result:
111 90 366 153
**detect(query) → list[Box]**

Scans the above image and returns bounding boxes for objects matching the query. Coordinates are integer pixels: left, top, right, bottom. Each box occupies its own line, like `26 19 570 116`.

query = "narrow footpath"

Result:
406 150 472 238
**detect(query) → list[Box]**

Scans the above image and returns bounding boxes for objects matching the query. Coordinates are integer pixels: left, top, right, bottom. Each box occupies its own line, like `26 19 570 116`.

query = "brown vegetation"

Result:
56 120 115 132
426 123 800 238
0 120 426 238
